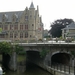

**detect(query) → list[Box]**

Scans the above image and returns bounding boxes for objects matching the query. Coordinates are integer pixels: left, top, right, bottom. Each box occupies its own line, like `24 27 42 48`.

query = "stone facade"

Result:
0 2 43 42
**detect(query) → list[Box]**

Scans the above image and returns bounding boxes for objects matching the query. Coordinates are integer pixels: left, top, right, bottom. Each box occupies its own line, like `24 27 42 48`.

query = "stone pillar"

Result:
9 52 17 71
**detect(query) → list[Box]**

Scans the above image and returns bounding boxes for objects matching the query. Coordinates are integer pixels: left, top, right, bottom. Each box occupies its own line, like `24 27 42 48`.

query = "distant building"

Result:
0 2 43 42
62 22 75 39
43 30 48 37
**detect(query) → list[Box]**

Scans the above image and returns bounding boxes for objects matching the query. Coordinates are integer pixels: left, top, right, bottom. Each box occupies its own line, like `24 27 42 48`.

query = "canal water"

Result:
4 62 52 75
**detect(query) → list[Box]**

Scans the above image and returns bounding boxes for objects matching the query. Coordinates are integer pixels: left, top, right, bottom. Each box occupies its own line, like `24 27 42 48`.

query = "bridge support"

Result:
9 52 17 71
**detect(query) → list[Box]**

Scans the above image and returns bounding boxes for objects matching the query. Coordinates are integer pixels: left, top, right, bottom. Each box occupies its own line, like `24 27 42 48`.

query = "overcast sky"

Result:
0 0 75 30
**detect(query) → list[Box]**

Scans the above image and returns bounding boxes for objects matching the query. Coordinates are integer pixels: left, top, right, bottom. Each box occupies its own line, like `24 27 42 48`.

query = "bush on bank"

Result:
0 42 24 55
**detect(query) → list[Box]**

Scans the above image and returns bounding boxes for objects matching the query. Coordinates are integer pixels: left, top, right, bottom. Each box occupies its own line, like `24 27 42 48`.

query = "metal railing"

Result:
50 62 74 75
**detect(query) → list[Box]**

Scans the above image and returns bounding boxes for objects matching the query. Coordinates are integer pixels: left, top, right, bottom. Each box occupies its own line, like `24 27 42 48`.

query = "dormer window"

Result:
2 14 8 22
12 14 18 22
25 16 28 20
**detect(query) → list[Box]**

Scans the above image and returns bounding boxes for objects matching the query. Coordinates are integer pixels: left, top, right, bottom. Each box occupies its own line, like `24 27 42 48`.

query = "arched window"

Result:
25 25 28 30
25 32 28 38
10 32 13 38
20 24 23 30
14 25 18 30
25 15 28 20
14 32 18 38
20 32 23 38
10 25 13 30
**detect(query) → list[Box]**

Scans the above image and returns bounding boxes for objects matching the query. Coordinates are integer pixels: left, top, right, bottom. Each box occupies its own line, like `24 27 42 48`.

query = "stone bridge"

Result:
2 42 75 74
21 42 75 65
19 42 75 75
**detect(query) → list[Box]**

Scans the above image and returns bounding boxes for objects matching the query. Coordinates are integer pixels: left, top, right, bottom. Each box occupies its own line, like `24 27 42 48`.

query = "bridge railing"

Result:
50 62 74 74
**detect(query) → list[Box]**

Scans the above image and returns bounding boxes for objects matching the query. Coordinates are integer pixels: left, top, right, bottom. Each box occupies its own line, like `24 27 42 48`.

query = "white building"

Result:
62 22 75 39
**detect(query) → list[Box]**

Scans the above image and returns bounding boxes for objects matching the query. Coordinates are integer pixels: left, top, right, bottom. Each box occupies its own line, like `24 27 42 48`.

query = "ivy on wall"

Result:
71 51 75 57
40 47 49 58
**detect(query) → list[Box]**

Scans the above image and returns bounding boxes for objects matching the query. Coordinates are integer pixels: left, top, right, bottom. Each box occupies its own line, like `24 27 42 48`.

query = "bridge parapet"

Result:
11 42 75 49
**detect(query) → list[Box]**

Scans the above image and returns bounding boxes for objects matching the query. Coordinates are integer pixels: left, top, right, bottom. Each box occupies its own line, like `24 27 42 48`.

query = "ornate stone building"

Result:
0 2 43 42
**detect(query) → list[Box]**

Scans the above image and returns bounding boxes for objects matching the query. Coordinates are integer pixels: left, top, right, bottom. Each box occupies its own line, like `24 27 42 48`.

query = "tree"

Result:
15 44 24 54
0 42 24 54
0 42 12 54
49 18 74 37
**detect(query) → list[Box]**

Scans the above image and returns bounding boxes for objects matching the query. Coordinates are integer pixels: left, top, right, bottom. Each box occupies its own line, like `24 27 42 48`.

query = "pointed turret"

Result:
30 2 35 8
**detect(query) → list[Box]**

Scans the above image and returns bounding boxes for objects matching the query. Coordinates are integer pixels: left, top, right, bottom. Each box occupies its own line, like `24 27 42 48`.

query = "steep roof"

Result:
0 11 23 22
62 22 75 30
30 2 34 8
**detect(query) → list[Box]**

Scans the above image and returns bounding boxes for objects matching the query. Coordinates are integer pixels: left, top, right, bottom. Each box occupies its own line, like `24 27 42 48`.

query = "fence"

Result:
50 62 74 75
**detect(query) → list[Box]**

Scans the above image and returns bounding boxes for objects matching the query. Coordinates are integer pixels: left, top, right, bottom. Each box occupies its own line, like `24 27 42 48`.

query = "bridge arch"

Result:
26 50 41 62
51 51 71 65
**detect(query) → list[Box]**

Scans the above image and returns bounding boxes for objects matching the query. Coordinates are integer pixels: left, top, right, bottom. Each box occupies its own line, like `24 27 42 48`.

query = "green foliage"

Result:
0 42 25 55
49 18 74 37
40 48 49 58
0 42 12 54
14 44 24 54
18 50 26 55
71 51 75 57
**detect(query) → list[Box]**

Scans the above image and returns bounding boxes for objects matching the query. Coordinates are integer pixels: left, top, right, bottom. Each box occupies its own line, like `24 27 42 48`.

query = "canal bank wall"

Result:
45 66 73 75
34 62 73 75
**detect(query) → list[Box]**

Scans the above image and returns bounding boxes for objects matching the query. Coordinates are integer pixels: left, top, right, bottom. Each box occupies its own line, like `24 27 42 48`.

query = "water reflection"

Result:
4 63 51 75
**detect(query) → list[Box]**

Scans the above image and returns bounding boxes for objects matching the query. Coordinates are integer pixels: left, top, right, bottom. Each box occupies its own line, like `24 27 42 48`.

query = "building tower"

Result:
0 2 43 42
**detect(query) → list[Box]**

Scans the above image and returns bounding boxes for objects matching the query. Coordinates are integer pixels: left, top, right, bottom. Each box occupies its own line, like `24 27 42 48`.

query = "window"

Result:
32 24 34 26
25 16 28 20
14 25 18 30
30 35 31 37
25 25 28 30
4 25 8 30
10 25 13 30
14 33 18 38
64 30 66 33
10 33 13 38
25 32 28 38
20 32 23 38
0 34 4 38
20 25 23 30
